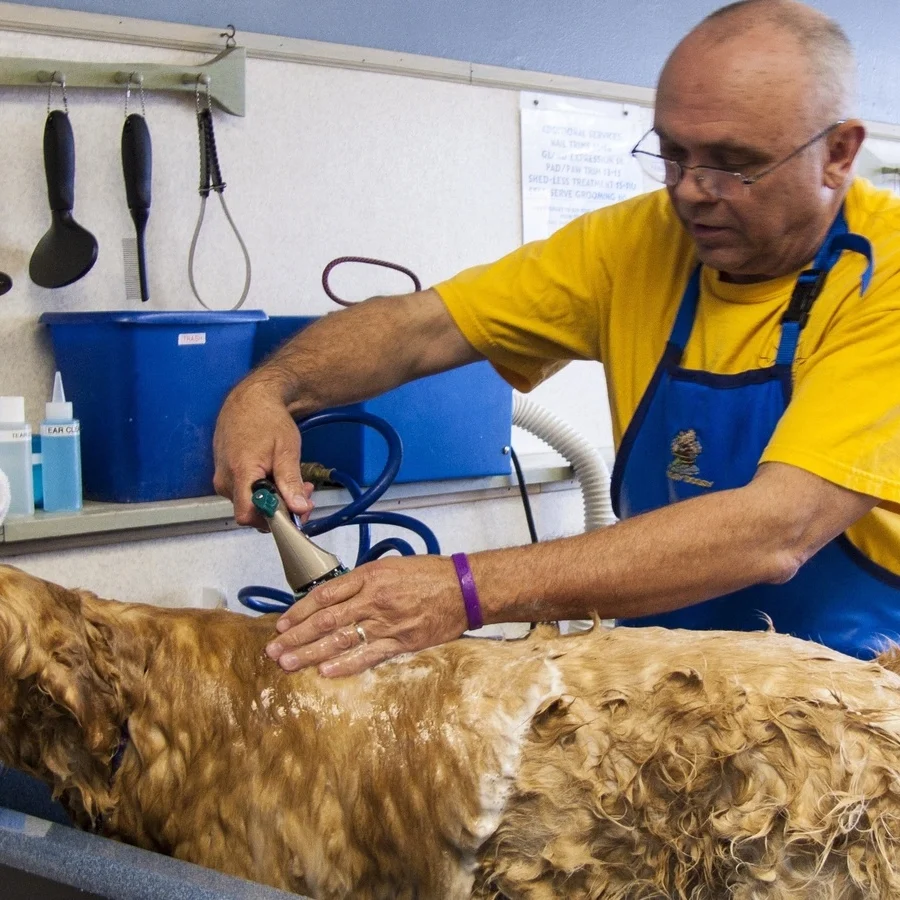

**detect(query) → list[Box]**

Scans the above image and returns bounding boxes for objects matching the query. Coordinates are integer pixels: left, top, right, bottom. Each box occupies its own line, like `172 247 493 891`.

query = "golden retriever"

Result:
2 562 900 899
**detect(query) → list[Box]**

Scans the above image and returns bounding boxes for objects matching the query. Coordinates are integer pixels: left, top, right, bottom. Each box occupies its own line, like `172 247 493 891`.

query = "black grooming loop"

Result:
321 256 422 306
188 75 252 310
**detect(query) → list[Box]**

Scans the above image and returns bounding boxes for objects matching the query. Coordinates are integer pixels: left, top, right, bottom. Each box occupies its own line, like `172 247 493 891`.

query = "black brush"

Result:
121 113 152 302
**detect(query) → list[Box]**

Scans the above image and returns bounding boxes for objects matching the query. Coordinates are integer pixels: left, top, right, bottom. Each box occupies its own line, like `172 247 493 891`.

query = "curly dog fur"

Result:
2 562 900 899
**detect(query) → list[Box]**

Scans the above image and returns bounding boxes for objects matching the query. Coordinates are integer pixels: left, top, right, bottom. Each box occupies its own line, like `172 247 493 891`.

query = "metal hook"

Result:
124 71 146 119
46 71 68 116
220 24 237 49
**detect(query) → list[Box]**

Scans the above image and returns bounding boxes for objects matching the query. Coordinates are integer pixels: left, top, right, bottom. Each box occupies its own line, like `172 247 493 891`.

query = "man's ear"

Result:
824 119 866 189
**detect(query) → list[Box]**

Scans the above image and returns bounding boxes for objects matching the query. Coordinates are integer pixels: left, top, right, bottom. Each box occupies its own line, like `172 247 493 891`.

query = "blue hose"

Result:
327 469 371 560
237 584 294 613
300 411 403 532
238 412 440 614
347 511 441 555
361 537 417 562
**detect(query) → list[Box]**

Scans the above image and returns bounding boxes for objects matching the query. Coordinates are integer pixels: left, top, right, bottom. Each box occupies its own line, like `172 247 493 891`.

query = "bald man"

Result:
214 0 900 675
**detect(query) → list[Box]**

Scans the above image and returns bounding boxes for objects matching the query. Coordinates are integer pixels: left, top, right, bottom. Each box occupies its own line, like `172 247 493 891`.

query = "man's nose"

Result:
670 167 718 204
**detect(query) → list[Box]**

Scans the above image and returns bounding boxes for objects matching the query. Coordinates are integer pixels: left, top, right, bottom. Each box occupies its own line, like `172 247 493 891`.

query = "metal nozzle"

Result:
251 479 348 598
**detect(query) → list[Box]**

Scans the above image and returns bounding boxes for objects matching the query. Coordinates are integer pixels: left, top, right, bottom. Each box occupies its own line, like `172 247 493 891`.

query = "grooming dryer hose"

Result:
511 394 616 532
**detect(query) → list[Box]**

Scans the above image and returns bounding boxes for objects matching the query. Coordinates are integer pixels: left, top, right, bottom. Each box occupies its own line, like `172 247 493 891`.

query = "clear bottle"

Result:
0 396 34 517
40 372 82 512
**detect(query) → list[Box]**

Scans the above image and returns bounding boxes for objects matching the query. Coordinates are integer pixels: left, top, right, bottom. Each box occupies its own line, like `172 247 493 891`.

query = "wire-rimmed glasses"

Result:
631 121 845 199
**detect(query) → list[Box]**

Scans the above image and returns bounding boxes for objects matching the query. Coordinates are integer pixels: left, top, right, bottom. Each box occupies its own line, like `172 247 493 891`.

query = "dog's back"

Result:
478 627 900 899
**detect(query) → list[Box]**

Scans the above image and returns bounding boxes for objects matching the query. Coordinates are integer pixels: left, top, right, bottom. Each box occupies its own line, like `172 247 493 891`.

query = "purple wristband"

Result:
451 552 483 631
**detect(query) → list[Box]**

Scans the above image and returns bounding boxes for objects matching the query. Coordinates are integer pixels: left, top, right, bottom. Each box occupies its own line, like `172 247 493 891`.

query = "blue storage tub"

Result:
253 317 512 484
41 311 267 503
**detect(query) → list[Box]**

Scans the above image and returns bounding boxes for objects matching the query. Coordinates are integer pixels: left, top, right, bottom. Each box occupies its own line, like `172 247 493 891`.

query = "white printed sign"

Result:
520 92 655 243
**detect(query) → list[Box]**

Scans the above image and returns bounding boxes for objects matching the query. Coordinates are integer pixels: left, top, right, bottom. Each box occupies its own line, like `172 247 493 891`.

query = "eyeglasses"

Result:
631 121 845 198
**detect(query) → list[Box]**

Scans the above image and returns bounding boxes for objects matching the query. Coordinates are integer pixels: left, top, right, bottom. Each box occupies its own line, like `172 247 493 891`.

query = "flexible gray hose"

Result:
511 395 616 634
511 394 616 532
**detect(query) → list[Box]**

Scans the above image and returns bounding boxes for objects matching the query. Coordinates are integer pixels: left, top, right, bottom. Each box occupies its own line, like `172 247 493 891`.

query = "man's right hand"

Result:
213 380 314 526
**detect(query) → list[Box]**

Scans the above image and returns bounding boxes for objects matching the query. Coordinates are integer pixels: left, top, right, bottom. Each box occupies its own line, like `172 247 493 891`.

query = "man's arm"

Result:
471 461 878 622
266 461 879 676
213 289 481 523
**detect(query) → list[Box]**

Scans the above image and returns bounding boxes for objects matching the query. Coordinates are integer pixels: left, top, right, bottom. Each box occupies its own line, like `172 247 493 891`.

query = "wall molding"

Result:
0 3 896 139
0 2 647 109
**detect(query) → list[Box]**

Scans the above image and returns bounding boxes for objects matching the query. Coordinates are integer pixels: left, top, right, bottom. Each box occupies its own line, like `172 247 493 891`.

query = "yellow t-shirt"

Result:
435 178 900 574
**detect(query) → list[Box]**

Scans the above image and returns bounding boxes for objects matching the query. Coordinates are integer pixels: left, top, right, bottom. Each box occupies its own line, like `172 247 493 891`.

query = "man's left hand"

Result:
265 555 469 677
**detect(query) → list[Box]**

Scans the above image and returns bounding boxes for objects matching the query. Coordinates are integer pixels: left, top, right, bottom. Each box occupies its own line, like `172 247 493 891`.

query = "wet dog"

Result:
2 562 900 899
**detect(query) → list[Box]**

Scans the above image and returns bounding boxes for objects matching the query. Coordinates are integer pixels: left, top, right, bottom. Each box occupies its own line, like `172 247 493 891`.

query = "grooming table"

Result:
0 767 307 900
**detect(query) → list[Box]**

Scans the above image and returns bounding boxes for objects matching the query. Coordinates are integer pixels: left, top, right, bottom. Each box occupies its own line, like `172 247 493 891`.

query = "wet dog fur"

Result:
2 563 900 899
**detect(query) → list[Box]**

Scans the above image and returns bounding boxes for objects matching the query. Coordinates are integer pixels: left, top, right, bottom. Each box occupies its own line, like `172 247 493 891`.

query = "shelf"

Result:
0 453 580 556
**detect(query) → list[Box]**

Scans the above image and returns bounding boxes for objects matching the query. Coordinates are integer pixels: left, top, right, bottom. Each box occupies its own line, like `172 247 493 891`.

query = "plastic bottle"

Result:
40 372 82 512
0 396 34 516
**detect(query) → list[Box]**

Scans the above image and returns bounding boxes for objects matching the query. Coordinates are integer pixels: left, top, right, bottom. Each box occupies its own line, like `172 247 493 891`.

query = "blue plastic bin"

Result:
253 317 512 484
40 311 267 503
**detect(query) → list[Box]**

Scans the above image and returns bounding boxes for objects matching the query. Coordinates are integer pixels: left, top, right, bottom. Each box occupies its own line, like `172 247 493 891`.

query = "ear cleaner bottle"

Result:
0 395 34 516
40 371 82 512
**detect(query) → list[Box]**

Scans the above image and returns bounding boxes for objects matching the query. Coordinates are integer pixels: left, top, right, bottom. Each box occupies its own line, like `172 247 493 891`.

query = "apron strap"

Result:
668 265 702 353
828 233 874 293
775 209 873 366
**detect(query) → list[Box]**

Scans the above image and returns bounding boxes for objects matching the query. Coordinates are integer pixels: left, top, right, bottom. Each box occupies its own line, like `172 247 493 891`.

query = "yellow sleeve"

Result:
762 274 900 503
433 210 610 392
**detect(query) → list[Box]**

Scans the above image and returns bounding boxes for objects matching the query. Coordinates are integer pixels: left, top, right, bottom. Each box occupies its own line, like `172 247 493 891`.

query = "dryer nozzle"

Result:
251 479 348 598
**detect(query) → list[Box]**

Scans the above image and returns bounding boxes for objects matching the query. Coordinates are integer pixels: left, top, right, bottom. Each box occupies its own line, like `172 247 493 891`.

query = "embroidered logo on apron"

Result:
666 429 714 488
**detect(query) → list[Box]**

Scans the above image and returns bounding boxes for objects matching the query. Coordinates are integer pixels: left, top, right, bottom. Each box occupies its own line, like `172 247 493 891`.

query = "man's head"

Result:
653 0 864 282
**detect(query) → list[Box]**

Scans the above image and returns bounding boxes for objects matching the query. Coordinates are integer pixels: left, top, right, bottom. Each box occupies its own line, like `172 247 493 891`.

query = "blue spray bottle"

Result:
40 371 82 512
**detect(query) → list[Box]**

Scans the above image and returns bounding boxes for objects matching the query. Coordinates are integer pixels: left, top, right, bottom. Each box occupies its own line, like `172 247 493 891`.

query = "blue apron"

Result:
612 209 900 659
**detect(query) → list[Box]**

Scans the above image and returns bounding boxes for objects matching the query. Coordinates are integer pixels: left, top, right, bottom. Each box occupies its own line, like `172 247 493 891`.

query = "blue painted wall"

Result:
10 0 900 123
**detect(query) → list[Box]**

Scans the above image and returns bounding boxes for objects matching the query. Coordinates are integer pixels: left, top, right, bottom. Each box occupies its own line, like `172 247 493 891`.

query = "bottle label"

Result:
178 332 207 346
0 428 30 442
41 423 80 437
